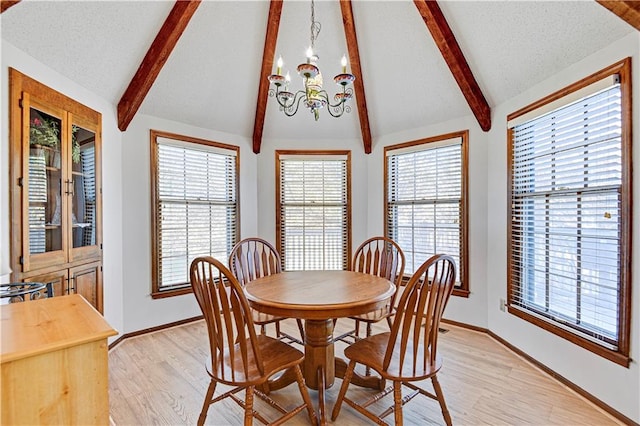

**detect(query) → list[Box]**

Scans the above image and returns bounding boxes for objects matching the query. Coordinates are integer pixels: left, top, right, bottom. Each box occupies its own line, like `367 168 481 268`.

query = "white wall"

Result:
368 117 490 328
119 113 257 333
486 32 640 422
0 40 125 340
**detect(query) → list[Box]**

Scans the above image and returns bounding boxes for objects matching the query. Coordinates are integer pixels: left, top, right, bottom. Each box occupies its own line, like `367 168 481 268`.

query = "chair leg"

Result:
294 364 318 426
244 386 254 426
260 324 266 335
354 319 361 339
331 360 356 421
275 321 282 338
296 319 305 342
364 323 373 376
197 380 217 426
432 375 452 426
393 380 403 426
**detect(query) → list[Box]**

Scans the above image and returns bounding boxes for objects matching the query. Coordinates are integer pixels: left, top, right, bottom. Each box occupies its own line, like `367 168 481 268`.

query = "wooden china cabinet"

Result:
8 68 104 313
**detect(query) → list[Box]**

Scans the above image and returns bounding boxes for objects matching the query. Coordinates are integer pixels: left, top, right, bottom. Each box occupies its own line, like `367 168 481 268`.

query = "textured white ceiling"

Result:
439 1 632 106
1 1 175 104
140 1 272 138
1 1 633 143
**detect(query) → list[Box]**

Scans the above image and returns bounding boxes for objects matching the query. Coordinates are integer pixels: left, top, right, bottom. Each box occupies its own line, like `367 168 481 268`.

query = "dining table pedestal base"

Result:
262 319 388 425
304 319 334 425
304 319 335 390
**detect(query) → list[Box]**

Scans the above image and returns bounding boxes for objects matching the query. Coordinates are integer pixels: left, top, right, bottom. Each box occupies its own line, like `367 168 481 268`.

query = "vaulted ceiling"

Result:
1 1 636 154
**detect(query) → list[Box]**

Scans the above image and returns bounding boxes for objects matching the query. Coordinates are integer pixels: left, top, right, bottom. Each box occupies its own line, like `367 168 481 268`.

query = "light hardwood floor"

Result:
109 319 622 425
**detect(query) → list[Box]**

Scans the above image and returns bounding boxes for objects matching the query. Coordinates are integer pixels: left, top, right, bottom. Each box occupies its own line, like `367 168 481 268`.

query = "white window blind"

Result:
509 80 623 348
155 137 238 291
386 138 464 287
278 154 349 270
28 152 47 254
80 143 96 247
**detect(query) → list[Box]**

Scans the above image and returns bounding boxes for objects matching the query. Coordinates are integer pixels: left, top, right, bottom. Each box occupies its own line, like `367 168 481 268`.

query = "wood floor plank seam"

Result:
108 318 629 425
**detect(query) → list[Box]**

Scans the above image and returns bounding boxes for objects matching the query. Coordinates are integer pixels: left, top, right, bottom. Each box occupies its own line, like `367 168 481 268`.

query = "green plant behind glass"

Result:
29 117 81 163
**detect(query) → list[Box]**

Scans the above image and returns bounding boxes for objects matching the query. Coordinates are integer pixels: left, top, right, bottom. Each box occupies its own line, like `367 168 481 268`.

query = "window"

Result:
276 150 351 270
507 58 631 366
385 131 469 296
151 130 239 298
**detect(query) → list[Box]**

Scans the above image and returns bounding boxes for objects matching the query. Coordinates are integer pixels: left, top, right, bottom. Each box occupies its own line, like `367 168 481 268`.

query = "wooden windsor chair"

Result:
229 237 304 344
342 236 405 342
331 254 457 426
190 256 317 426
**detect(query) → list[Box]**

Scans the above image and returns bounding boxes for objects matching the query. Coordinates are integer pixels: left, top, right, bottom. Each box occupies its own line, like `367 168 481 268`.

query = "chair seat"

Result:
207 334 304 386
349 304 394 323
251 308 285 325
343 332 443 381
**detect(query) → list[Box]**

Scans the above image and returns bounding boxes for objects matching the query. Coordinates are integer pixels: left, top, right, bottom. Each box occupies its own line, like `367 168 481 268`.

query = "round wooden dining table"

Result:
244 270 394 425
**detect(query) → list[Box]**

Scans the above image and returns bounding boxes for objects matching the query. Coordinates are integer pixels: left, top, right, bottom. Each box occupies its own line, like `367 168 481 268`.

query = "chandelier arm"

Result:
272 87 305 109
324 87 354 109
326 100 344 109
328 87 354 117
326 102 347 118
281 92 308 117
326 95 346 109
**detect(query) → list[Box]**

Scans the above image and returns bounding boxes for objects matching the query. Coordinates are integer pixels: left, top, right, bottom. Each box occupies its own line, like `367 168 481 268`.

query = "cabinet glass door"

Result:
70 125 96 249
28 107 63 255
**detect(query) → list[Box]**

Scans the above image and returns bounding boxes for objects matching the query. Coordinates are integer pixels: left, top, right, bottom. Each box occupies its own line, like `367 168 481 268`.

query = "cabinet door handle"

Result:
65 179 74 196
66 277 75 293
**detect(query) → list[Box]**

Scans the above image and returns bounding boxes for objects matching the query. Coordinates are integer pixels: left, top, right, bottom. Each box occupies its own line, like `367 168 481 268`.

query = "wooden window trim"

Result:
384 130 469 297
275 150 352 271
506 58 632 367
150 130 240 298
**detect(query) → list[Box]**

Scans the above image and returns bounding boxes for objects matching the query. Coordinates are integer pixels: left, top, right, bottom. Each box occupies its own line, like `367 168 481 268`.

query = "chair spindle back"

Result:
190 256 264 383
229 238 282 286
352 236 405 306
383 254 456 374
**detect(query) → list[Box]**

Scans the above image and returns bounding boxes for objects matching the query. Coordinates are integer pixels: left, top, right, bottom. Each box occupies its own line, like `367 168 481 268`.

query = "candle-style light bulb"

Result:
276 56 283 75
285 71 291 90
341 54 347 73
306 46 313 63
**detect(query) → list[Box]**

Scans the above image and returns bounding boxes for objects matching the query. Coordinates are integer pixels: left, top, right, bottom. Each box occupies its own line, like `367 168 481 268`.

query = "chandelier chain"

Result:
310 0 321 51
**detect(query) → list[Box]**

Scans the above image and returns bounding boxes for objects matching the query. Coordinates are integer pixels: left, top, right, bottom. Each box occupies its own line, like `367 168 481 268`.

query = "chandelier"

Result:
267 0 356 121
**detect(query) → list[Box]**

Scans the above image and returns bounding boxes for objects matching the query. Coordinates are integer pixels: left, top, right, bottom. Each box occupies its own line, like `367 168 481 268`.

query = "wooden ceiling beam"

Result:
596 1 640 31
340 0 372 154
1 1 21 13
252 0 283 154
413 0 491 131
117 1 201 131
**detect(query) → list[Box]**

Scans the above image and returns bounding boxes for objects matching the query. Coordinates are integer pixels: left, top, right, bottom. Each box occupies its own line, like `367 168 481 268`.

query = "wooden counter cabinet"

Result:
0 294 117 425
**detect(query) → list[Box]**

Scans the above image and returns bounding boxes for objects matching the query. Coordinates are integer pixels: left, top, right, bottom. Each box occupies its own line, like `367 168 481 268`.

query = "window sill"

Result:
151 286 193 299
507 305 630 368
452 288 470 298
400 275 469 298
